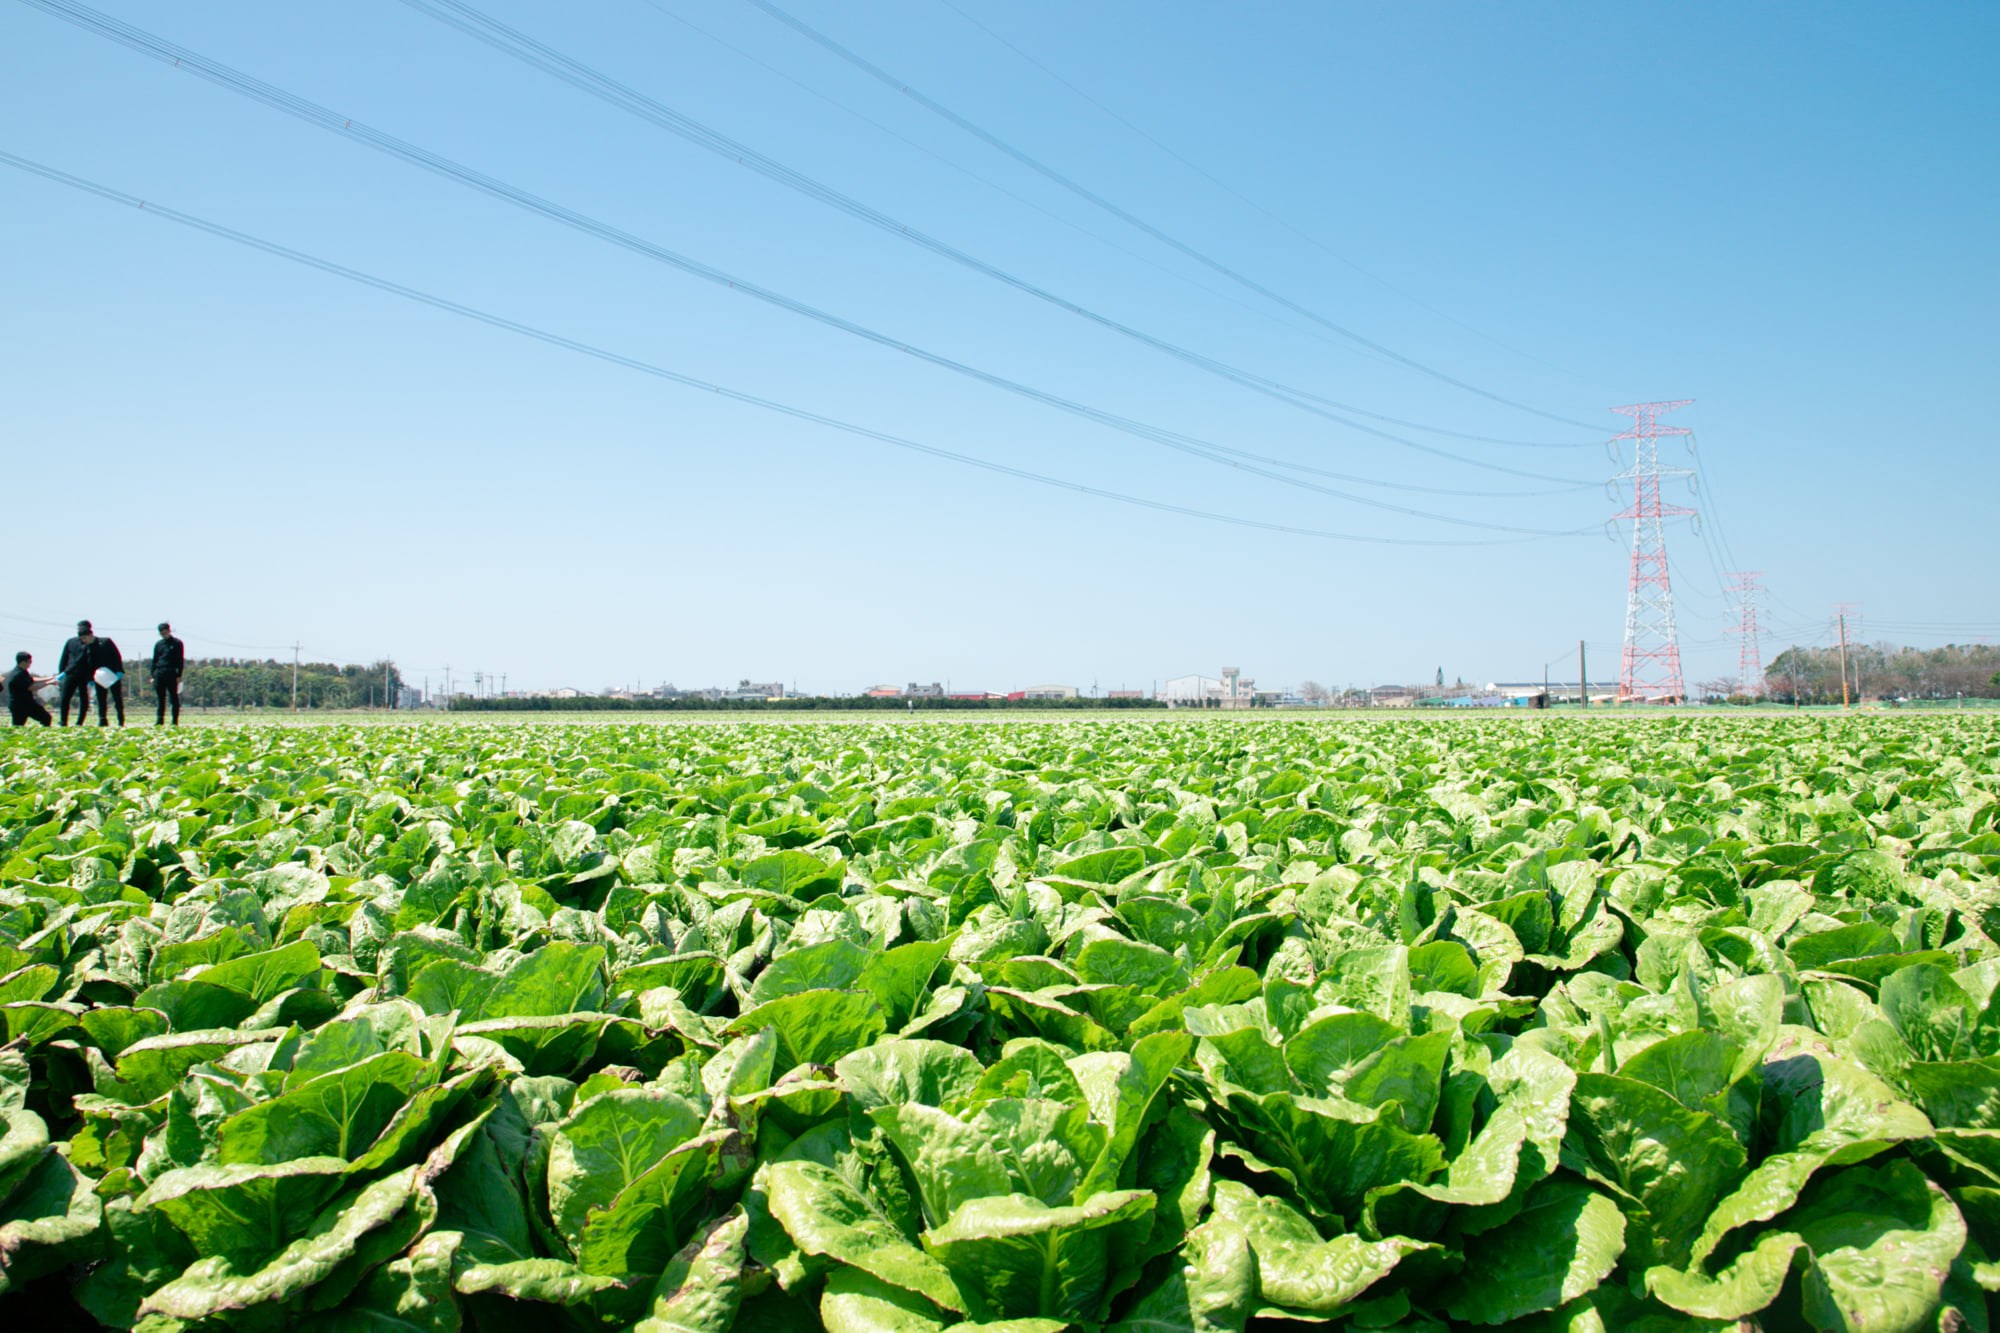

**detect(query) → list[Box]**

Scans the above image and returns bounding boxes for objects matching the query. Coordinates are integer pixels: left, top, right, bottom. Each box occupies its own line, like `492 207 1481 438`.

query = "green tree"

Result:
121 657 408 710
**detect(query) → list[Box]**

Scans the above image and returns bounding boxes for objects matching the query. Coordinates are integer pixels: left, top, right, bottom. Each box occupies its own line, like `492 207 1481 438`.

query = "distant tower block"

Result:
1728 572 1766 696
1611 400 1696 703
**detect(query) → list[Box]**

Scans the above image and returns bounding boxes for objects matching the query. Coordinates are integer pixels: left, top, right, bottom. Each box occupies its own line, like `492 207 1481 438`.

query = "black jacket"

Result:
152 635 185 678
88 637 123 675
58 636 91 678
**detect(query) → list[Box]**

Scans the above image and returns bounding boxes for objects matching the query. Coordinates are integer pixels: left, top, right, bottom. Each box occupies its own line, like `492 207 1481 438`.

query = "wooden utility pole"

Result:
1837 614 1851 709
291 643 300 712
1579 641 1588 710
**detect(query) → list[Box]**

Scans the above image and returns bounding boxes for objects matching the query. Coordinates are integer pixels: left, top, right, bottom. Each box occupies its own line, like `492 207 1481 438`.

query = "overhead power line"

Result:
18 0 1592 509
744 0 1605 432
930 0 1621 394
0 608 413 667
0 608 291 652
401 0 1594 453
632 0 1413 367
0 149 1593 551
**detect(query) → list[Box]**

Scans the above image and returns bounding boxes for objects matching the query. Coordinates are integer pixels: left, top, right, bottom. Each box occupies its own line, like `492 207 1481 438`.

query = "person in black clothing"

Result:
88 630 126 726
152 622 186 726
57 620 95 726
6 653 55 727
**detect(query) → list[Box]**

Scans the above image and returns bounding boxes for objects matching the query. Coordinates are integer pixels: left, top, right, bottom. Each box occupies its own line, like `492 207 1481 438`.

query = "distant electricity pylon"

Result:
1727 572 1766 696
1611 400 1696 703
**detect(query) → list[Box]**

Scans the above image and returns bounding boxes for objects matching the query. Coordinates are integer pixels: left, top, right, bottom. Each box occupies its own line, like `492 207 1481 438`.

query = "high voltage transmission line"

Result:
0 150 1595 552
929 0 1621 394
633 0 1413 371
744 0 1606 433
15 0 1597 510
398 0 1597 455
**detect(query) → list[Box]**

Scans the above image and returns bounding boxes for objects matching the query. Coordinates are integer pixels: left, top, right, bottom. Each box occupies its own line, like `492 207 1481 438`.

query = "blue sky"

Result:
3 0 1993 694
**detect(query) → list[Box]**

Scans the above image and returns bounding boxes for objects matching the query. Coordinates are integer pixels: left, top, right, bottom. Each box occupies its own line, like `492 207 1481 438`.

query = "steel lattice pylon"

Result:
1611 400 1695 703
1727 572 1766 696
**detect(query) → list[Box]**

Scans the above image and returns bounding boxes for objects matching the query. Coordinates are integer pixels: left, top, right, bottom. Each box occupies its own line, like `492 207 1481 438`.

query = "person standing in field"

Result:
151 622 186 726
6 652 55 727
57 620 95 726
88 627 126 726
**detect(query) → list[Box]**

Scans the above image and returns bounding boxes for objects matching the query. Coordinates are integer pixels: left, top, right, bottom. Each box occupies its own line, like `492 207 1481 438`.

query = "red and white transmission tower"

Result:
1611 400 1696 703
1727 572 1765 696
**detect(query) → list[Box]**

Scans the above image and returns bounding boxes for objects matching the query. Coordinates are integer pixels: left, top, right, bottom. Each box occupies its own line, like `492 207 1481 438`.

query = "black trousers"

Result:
155 673 181 725
95 680 125 725
59 673 90 725
10 698 52 727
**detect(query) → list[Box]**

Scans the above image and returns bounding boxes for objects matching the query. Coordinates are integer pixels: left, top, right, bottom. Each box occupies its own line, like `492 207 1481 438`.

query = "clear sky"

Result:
3 1 1994 695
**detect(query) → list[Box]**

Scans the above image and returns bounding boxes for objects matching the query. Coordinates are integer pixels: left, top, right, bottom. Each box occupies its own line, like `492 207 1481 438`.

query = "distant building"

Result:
904 682 945 698
1021 684 1079 701
1368 685 1415 707
1162 675 1217 707
726 679 785 701
1163 667 1255 709
1486 681 1620 706
864 684 901 699
550 687 582 700
1107 689 1146 699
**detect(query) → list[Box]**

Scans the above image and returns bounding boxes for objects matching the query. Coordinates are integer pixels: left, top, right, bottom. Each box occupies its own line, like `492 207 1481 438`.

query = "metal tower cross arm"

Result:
1611 400 1694 436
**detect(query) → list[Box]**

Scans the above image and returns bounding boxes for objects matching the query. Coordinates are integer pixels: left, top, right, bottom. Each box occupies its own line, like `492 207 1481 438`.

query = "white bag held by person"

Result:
93 667 122 688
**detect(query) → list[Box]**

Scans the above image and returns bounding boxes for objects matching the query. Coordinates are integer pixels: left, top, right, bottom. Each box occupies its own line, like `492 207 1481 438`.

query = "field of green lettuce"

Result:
3 715 1999 1331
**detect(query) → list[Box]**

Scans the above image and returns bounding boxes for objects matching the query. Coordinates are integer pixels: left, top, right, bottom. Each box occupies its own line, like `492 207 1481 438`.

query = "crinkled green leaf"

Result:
636 1209 751 1333
0 1150 105 1295
1209 1180 1424 1316
923 1189 1156 1323
764 1159 964 1313
545 1087 704 1253
1444 1176 1626 1325
1566 1071 1747 1270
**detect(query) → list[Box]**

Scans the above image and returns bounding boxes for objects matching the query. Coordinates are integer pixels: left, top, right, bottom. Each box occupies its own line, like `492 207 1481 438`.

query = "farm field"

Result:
2 716 1999 1331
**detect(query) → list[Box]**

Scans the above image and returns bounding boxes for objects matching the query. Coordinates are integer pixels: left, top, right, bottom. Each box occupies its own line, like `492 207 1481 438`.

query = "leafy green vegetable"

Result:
0 713 1996 1328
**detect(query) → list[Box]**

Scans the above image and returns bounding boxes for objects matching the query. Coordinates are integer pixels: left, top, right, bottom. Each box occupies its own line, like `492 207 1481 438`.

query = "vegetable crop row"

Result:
0 716 1997 1331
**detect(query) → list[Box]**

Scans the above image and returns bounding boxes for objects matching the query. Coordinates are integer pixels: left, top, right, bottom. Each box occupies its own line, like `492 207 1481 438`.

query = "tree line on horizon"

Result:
107 657 408 710
72 644 2000 711
447 693 1170 713
1760 641 2000 704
